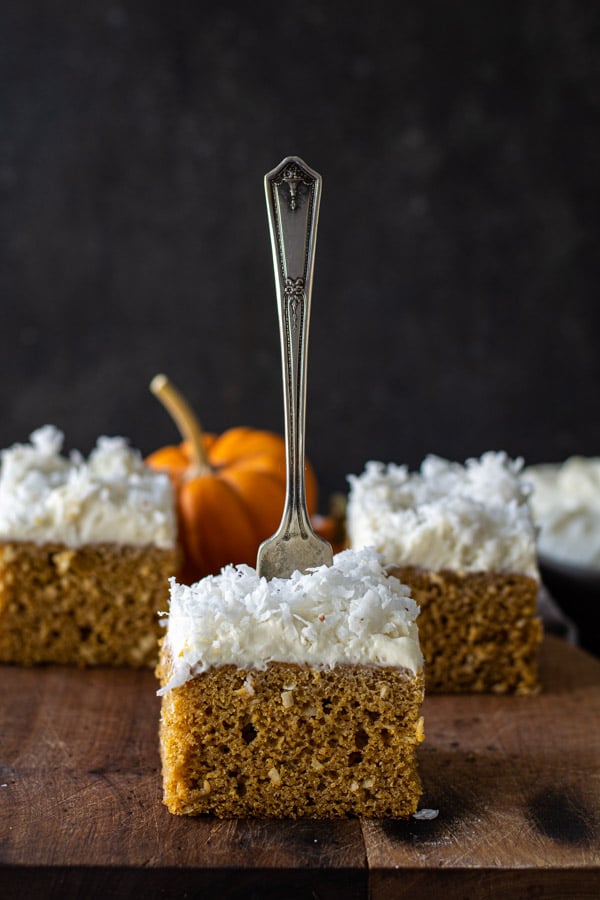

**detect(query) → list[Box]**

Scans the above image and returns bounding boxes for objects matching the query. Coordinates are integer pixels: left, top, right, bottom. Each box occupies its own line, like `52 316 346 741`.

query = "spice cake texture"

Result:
0 426 177 667
347 452 542 694
157 547 425 818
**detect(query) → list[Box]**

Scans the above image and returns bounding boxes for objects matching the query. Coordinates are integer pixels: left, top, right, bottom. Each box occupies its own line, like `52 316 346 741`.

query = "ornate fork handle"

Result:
265 156 320 539
257 157 332 578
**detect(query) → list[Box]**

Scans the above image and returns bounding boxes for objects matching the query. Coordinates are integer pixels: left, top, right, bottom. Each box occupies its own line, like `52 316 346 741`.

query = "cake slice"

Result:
157 547 425 818
347 453 542 694
0 425 178 667
524 456 600 569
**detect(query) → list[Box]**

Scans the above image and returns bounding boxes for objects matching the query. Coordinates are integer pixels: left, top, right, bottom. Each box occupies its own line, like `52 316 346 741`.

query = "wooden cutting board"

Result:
1 635 599 899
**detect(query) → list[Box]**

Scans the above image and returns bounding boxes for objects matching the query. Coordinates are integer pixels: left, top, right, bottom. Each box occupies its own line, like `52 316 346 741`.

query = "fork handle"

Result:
264 156 322 539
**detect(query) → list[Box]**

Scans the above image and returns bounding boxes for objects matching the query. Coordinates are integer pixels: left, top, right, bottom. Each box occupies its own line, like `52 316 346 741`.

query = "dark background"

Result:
1 1 598 506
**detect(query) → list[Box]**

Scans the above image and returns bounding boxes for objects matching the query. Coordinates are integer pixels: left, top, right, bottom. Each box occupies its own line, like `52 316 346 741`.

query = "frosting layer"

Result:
159 547 423 693
524 456 600 568
347 452 538 577
0 425 175 548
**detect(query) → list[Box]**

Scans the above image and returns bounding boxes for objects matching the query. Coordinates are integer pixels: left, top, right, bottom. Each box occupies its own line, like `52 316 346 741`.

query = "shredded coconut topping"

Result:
158 547 423 693
347 452 538 577
0 425 176 548
524 456 600 569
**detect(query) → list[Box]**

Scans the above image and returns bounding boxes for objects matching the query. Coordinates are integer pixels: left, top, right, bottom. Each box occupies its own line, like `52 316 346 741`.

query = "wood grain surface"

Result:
1 635 599 899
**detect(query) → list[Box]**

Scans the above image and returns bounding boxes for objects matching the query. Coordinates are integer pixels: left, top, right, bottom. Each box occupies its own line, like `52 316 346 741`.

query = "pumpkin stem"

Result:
150 374 210 472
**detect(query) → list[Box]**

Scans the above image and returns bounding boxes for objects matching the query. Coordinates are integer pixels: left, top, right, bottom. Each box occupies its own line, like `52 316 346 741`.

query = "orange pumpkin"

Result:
146 375 319 583
311 493 348 555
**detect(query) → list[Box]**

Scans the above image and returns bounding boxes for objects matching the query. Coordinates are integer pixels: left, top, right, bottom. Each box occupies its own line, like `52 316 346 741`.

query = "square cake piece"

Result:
347 453 543 694
157 548 425 818
0 426 178 667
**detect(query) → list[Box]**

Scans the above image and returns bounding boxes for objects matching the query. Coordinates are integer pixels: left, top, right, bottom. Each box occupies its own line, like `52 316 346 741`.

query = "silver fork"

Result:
256 156 333 580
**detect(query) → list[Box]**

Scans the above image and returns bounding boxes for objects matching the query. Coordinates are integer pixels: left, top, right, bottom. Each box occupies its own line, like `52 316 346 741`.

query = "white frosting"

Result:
524 457 600 569
0 425 176 548
347 452 538 577
158 547 423 693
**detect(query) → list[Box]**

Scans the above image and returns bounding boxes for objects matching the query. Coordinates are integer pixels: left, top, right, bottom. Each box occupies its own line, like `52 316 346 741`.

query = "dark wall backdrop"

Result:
1 1 599 505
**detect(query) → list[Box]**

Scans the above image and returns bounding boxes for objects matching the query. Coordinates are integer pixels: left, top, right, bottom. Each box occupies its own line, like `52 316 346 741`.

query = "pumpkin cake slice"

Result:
347 452 542 694
157 547 425 818
0 426 177 667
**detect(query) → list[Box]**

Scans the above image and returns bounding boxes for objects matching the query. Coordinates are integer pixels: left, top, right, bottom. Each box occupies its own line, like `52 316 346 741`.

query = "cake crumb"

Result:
413 808 439 820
